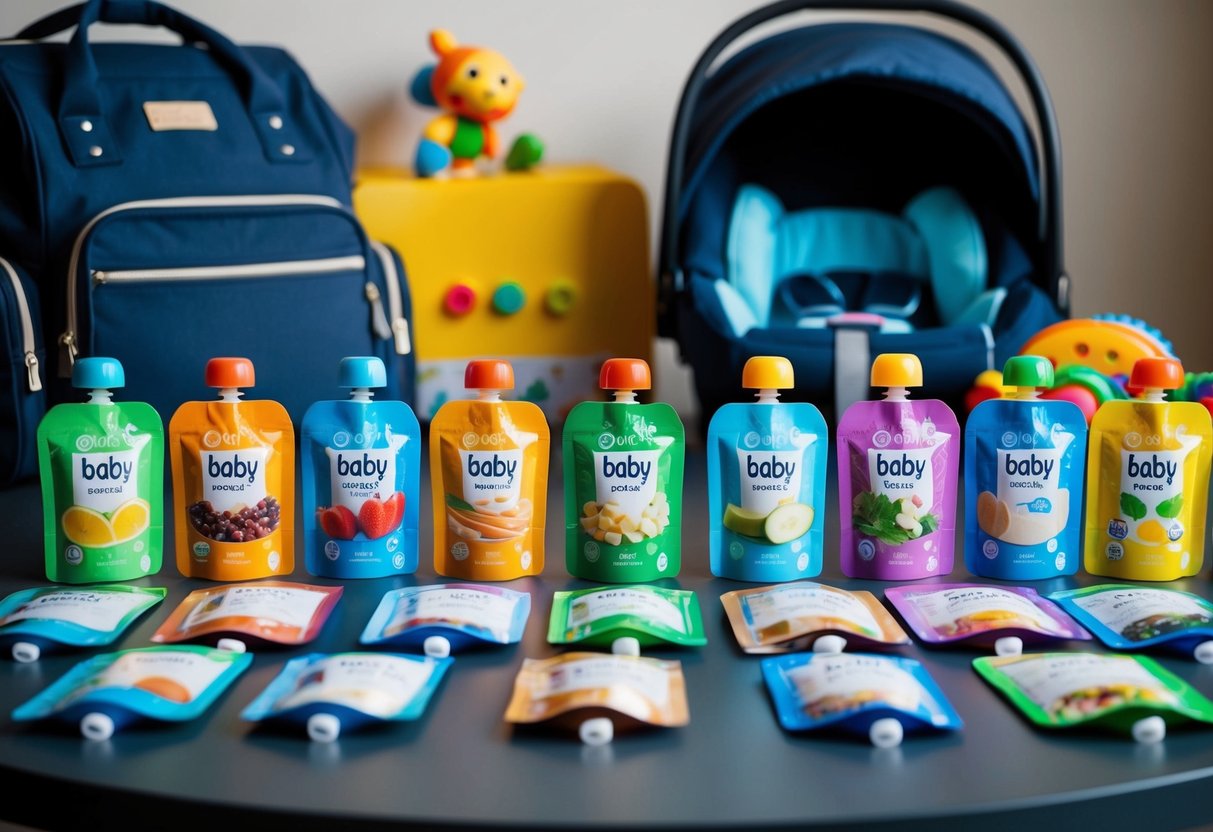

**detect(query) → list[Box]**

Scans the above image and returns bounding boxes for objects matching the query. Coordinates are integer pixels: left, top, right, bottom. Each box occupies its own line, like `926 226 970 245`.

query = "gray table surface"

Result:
1 451 1212 832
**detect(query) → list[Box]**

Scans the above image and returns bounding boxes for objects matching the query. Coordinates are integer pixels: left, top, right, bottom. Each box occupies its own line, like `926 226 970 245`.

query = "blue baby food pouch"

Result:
241 652 451 740
0 585 165 662
708 357 828 582
761 652 962 742
361 584 530 653
12 645 251 738
965 357 1087 580
1051 584 1213 663
302 357 421 578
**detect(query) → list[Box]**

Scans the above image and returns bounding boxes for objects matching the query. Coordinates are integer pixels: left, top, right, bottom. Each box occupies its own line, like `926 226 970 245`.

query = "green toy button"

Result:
492 281 526 315
1003 355 1054 389
544 281 576 316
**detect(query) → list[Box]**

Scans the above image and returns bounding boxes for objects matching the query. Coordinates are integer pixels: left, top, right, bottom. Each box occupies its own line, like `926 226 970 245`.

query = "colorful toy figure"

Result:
410 30 540 177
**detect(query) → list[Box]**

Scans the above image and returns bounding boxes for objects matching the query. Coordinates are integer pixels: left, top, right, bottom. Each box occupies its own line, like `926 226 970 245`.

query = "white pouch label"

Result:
907 587 1062 634
789 655 923 712
539 656 671 707
274 655 435 718
995 654 1177 711
1072 588 1213 637
181 586 326 633
568 589 686 633
385 588 518 637
743 585 880 636
72 445 143 514
201 448 269 513
0 590 149 632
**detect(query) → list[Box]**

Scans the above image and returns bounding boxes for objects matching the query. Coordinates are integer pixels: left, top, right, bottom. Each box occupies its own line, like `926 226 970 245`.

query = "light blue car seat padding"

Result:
903 186 988 326
721 183 987 336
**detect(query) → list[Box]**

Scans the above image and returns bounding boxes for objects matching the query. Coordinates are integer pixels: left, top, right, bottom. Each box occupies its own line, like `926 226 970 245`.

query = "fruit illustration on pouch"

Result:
723 500 814 543
133 675 193 703
579 492 670 546
62 497 152 548
187 497 281 542
852 491 939 545
360 493 403 539
318 505 358 540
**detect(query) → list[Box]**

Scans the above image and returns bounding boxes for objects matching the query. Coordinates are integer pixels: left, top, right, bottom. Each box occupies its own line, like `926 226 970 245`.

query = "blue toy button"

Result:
339 356 387 389
492 281 526 315
72 357 124 390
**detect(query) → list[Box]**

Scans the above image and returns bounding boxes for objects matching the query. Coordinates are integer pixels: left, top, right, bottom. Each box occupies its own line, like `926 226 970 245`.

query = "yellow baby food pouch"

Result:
1085 358 1211 581
170 358 294 581
431 360 550 580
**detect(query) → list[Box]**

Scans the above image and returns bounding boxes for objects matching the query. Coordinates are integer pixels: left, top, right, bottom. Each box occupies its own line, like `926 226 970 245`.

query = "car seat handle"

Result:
657 0 1067 341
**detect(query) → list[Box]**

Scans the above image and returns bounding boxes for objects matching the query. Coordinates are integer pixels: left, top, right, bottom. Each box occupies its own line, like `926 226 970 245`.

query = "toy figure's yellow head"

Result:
428 30 524 124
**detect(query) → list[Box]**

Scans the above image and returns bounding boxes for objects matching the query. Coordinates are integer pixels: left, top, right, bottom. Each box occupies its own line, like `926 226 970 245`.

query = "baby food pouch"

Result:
707 357 828 582
721 583 909 654
974 652 1213 736
548 586 706 648
761 652 962 741
12 645 251 738
431 360 550 581
152 581 342 647
241 652 452 741
965 356 1087 580
37 357 163 584
837 354 959 580
1051 584 1213 662
361 584 530 652
170 357 294 581
302 357 421 579
1084 358 1211 581
564 359 685 582
504 652 689 733
885 584 1089 647
0 585 166 662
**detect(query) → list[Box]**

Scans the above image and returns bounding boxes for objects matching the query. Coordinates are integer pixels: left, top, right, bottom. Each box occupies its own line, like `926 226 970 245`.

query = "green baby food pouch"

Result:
564 359 684 582
37 358 163 583
974 652 1213 739
548 585 706 648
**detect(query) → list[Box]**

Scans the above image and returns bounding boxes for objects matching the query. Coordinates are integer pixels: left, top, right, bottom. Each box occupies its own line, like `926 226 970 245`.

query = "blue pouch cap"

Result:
360 584 530 652
72 357 124 390
1051 584 1213 662
707 392 829 582
302 360 422 579
339 356 388 389
241 652 452 737
0 585 166 659
964 390 1087 580
761 652 962 739
12 645 251 731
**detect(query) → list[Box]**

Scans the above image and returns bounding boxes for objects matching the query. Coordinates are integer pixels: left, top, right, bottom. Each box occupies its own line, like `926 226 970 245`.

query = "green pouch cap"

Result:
548 585 706 647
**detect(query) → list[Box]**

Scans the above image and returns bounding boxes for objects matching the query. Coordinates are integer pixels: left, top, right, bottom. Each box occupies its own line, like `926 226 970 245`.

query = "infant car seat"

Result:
657 0 1069 421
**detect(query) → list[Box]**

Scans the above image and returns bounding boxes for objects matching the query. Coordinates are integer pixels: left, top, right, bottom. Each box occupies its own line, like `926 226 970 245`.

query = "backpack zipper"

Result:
91 255 366 284
370 240 411 355
1 256 41 393
59 194 356 372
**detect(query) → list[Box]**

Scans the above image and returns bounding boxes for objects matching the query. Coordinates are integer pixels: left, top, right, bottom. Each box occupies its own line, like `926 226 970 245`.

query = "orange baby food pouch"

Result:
170 358 294 581
431 360 549 581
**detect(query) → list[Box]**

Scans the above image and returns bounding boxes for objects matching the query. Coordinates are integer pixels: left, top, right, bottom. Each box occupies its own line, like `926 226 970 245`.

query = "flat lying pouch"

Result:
0 585 165 659
152 581 342 647
721 582 909 654
1051 585 1213 662
761 652 962 737
241 652 451 735
885 583 1089 648
974 652 1213 735
504 653 689 731
12 645 250 731
548 586 706 648
360 584 530 652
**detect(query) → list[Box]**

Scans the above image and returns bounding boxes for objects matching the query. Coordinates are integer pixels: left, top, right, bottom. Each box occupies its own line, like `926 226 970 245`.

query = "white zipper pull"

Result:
58 332 78 376
25 351 42 392
364 283 392 340
391 318 411 355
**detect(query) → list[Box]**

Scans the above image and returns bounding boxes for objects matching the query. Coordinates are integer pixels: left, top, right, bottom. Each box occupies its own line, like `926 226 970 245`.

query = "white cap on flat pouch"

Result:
80 712 115 741
813 635 846 654
308 713 341 743
580 717 614 746
1132 715 1166 744
994 637 1023 657
869 717 903 748
424 636 451 658
12 642 40 663
612 637 641 657
217 638 247 653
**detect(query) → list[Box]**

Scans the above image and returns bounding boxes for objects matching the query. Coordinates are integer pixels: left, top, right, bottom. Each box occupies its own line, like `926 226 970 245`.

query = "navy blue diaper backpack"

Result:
0 0 414 484
657 0 1068 425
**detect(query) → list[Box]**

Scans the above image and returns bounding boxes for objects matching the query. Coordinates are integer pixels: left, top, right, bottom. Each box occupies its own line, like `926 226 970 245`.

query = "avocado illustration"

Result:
764 503 814 544
723 503 768 538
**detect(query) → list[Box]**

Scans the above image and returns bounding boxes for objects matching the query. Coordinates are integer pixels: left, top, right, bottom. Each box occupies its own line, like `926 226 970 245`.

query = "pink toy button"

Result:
444 283 476 317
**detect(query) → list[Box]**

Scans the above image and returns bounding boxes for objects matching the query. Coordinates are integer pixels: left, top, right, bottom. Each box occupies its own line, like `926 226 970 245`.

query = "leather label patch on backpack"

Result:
143 101 218 132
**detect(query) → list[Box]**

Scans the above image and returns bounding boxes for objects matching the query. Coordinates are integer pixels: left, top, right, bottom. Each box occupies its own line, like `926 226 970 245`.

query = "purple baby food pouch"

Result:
837 354 959 580
885 584 1090 648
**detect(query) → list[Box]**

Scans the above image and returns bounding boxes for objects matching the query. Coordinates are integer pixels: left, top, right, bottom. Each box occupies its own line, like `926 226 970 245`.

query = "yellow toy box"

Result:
354 166 651 420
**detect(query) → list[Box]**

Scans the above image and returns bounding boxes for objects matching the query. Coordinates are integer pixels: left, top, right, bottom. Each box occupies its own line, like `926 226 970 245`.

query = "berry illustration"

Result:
318 505 357 540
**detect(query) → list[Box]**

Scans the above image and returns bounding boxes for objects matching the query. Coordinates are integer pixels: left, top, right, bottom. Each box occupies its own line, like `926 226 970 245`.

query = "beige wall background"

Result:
4 0 1211 420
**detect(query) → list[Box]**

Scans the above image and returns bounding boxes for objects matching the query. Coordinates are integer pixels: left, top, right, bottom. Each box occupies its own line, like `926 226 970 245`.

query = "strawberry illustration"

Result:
384 492 405 530
317 506 357 540
359 497 394 539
